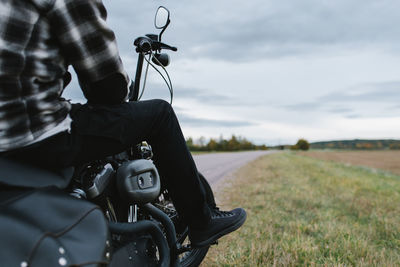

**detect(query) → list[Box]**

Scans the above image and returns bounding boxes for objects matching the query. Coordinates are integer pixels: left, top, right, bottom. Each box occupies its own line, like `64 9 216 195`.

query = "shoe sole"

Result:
192 209 247 248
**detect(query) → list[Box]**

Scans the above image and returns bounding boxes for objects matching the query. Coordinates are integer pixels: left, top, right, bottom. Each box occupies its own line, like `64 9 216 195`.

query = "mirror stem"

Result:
158 19 170 42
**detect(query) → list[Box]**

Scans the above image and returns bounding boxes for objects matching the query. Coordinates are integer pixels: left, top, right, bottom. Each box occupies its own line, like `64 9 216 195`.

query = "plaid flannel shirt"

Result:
0 0 129 152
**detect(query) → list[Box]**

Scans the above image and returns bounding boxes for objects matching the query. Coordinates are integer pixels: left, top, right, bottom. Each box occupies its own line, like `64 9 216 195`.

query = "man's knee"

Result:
152 99 173 115
153 99 171 109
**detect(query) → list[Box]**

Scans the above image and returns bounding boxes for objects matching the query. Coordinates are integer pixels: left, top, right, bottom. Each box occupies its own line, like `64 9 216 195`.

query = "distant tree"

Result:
376 141 383 149
207 138 218 151
227 135 241 151
186 135 268 152
186 137 195 150
240 138 255 150
390 143 400 150
356 142 374 150
198 136 206 147
257 144 268 150
292 138 310 151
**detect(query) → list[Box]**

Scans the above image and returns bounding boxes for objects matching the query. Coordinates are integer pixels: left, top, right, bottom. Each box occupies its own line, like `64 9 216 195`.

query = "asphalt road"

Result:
193 151 274 189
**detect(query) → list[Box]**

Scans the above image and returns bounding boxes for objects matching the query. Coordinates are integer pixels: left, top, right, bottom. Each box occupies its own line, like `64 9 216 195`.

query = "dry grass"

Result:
201 152 400 266
297 150 400 176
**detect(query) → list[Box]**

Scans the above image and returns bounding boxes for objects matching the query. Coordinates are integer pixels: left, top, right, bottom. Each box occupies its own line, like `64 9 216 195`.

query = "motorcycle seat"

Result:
0 157 74 189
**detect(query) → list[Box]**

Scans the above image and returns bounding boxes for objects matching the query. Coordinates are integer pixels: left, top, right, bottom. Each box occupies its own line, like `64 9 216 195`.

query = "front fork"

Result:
130 53 145 101
128 205 138 223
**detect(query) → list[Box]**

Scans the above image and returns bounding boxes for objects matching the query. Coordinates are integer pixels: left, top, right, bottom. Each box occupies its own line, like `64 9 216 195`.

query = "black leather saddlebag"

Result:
0 187 110 267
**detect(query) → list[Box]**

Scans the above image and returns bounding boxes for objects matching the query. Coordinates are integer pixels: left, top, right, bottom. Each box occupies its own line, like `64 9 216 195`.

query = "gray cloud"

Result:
140 83 244 106
169 1 400 61
176 87 240 106
390 104 400 110
345 113 363 119
177 113 256 128
106 0 400 63
285 102 322 112
327 106 354 114
141 83 260 126
283 80 400 117
319 81 400 103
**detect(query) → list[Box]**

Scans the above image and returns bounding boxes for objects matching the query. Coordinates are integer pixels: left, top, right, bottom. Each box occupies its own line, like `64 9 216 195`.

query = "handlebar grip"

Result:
134 37 152 53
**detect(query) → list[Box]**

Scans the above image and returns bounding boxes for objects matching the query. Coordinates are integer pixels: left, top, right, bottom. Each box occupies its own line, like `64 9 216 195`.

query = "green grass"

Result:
202 152 400 266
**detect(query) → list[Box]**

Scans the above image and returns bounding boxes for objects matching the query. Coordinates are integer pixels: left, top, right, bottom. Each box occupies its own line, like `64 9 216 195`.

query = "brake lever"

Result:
154 41 178 52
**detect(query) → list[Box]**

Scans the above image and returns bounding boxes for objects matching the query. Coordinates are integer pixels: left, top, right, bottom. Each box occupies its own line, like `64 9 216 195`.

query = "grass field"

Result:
297 150 400 176
201 152 400 266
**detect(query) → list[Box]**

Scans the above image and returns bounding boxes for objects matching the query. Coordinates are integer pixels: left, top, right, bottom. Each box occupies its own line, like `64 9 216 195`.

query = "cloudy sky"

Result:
64 0 400 145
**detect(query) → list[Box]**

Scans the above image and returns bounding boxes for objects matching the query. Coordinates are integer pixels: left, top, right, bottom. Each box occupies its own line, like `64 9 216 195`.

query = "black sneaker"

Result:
189 207 247 247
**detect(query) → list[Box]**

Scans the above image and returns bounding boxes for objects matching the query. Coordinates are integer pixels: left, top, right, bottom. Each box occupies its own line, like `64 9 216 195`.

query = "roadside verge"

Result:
202 152 400 266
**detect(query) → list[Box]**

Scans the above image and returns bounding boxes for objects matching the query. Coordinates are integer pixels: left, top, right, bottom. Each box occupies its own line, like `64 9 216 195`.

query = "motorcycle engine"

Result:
116 159 161 204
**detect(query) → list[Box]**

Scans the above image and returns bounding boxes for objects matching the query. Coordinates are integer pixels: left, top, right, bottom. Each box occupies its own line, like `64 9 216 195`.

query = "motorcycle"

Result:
0 6 215 267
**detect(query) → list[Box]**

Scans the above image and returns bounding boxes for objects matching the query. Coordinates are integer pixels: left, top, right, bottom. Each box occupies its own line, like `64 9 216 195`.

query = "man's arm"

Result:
48 0 130 104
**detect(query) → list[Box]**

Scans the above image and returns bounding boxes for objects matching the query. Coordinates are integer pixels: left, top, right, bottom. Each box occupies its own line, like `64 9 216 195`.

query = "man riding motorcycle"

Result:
0 0 246 250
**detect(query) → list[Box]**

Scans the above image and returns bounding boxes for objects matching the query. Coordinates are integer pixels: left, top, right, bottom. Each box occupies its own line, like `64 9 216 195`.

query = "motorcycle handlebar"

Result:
134 37 177 53
131 35 176 102
134 37 152 53
159 42 177 52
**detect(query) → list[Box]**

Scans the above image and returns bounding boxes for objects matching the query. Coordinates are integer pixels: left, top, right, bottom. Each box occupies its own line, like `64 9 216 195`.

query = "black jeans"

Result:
6 100 211 228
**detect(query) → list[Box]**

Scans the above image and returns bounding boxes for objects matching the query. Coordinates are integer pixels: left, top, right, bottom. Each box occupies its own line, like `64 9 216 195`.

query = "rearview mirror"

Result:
155 6 170 29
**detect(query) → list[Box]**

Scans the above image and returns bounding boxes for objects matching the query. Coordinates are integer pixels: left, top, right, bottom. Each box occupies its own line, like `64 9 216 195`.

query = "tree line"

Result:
186 135 268 152
310 139 400 150
271 138 400 151
186 137 400 152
